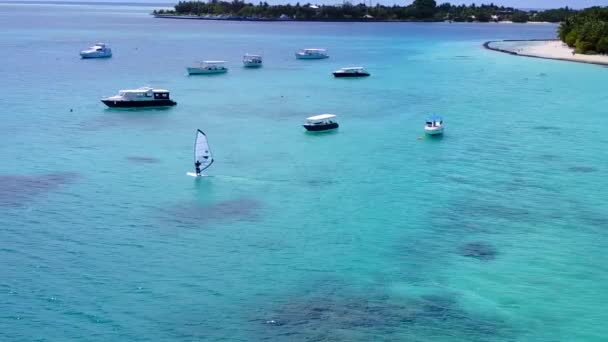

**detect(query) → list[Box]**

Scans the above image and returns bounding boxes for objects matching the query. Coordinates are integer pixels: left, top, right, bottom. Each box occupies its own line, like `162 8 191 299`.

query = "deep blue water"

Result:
1 3 607 341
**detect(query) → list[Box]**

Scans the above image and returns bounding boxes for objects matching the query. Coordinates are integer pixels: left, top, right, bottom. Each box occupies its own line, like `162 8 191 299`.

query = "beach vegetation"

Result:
510 12 529 23
532 7 575 23
558 7 608 54
154 1 540 22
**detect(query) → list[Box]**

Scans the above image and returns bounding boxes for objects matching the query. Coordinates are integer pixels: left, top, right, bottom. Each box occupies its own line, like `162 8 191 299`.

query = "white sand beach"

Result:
489 40 608 66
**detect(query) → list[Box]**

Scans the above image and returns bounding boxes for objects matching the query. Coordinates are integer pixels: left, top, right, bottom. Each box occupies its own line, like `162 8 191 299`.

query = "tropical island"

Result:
154 1 608 63
484 6 608 65
153 0 575 23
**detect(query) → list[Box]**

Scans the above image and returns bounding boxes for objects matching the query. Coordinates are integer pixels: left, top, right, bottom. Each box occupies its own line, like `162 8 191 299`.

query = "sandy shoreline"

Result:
485 40 608 66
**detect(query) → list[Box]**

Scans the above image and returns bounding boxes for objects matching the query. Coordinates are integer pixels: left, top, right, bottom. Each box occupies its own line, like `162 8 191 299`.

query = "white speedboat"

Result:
295 48 329 60
243 54 263 68
424 115 444 135
80 43 112 58
303 114 339 132
187 61 228 75
101 86 176 108
333 67 370 78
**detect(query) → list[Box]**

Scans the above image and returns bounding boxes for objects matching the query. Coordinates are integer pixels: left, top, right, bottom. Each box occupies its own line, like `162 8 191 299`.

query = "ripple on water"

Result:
0 172 78 207
160 198 261 227
255 282 510 341
568 166 598 173
125 156 160 164
458 242 498 261
532 125 561 132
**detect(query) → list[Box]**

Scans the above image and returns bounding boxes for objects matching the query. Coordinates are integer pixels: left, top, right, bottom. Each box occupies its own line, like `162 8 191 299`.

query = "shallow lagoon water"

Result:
1 3 607 341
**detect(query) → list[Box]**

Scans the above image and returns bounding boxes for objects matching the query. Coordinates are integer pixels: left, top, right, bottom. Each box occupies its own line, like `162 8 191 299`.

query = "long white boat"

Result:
187 61 228 75
80 43 112 58
101 86 176 108
333 67 370 78
295 48 329 59
243 54 263 68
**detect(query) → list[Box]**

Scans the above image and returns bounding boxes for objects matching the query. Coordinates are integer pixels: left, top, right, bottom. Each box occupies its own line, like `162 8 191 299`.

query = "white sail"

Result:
194 129 213 172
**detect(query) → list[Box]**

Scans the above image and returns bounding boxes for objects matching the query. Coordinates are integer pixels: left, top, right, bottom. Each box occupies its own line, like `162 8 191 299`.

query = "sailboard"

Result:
187 129 214 177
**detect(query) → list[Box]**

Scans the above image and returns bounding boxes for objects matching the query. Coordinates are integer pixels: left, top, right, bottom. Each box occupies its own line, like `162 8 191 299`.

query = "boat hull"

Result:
101 99 177 108
303 123 339 131
424 127 443 135
243 62 263 68
80 53 112 58
187 67 228 75
333 72 370 78
296 54 329 60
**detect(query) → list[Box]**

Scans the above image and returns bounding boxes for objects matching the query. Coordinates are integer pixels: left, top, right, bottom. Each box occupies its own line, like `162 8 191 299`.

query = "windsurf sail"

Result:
194 129 213 172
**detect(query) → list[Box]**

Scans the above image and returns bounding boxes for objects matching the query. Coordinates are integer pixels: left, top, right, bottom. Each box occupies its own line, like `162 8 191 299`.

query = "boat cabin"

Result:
200 61 227 70
243 54 262 62
296 48 329 59
424 114 444 135
117 87 170 100
426 115 443 128
300 48 326 54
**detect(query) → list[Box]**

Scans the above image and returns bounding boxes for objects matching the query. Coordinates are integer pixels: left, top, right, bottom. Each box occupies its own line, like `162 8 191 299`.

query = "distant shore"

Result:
153 14 555 24
153 14 438 22
484 40 608 66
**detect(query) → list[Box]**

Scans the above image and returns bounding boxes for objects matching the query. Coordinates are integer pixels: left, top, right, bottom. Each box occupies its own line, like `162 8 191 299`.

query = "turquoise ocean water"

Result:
1 3 607 341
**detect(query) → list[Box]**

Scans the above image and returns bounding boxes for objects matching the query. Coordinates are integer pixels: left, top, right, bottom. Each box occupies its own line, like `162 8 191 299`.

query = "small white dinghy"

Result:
187 129 214 177
80 42 112 58
424 114 444 135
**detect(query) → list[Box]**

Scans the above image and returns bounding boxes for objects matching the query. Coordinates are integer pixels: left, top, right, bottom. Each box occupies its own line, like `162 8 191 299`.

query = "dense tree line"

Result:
153 1 585 25
154 1 528 22
559 7 608 54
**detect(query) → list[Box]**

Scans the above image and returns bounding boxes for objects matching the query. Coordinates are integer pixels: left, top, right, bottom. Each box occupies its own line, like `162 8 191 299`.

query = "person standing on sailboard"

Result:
195 160 202 176
190 129 213 177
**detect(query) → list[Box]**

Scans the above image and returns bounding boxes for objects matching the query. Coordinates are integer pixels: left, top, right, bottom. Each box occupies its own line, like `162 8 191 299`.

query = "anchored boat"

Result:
424 114 444 135
101 86 176 108
303 114 339 132
243 54 263 68
187 61 228 75
80 43 112 58
333 67 370 78
295 48 329 60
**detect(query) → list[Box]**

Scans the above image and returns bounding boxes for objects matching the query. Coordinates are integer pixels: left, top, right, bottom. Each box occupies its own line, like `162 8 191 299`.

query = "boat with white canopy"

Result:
80 43 112 58
187 61 228 75
295 48 329 59
101 86 176 108
303 114 339 132
424 114 444 135
243 54 263 67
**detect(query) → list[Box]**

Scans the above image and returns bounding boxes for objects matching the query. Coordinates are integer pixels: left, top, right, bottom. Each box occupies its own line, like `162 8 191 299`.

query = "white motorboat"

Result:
187 61 228 75
303 114 339 132
101 86 176 108
295 48 329 60
243 54 263 68
333 67 370 78
424 115 444 135
80 43 112 58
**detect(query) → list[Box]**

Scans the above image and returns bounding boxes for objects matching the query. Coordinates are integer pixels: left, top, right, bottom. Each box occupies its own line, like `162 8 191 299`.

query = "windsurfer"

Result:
195 160 202 176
